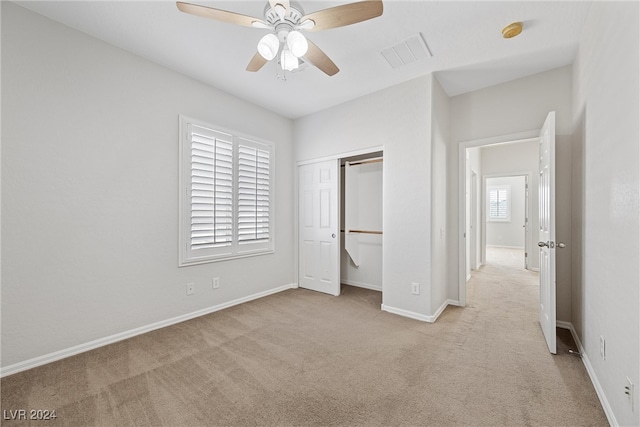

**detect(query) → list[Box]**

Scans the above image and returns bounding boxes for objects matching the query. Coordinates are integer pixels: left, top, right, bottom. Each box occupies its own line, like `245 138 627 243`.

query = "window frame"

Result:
179 115 275 266
487 185 511 222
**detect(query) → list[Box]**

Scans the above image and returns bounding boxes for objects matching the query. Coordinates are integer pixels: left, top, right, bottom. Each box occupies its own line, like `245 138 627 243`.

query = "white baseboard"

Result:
486 245 525 249
381 300 458 323
557 321 617 426
529 267 540 272
382 304 432 322
432 299 459 322
0 283 298 378
342 280 382 292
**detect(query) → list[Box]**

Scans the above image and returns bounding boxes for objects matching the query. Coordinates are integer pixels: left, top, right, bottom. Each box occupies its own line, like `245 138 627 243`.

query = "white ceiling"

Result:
15 0 592 119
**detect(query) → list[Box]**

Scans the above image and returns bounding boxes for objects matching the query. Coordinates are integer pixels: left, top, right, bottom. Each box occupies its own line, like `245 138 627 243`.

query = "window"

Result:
487 185 511 222
179 116 274 266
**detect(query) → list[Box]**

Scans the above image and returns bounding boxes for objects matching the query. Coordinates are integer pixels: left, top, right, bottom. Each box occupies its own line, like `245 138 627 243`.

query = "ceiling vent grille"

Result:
380 33 432 69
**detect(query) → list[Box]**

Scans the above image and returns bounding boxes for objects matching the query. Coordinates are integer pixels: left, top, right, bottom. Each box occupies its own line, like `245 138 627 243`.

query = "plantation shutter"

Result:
180 116 274 266
237 142 270 243
489 188 508 219
189 125 234 252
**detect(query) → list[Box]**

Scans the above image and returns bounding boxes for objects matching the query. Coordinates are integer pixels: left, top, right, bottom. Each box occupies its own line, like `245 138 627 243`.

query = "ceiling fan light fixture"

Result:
280 48 299 71
257 33 279 60
287 30 308 57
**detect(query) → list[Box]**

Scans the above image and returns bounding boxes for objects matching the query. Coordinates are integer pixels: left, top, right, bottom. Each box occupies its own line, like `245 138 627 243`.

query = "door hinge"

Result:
525 252 528 257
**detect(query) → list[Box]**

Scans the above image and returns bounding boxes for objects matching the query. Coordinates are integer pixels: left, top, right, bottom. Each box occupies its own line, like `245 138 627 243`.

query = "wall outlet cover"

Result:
411 282 420 295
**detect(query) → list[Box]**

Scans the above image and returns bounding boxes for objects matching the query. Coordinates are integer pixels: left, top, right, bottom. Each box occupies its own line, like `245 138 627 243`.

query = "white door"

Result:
298 159 340 296
538 111 557 354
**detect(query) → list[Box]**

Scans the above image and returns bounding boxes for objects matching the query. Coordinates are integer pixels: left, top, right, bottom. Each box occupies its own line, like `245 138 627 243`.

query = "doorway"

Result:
458 111 559 355
484 174 529 270
457 131 540 306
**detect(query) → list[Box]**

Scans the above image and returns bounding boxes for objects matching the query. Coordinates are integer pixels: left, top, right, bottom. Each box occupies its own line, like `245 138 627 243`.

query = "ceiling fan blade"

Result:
302 0 383 32
246 52 269 72
176 2 265 28
304 40 339 76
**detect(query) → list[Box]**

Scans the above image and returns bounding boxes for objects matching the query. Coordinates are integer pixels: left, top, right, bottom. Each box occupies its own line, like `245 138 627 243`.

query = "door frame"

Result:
470 171 478 272
295 146 384 294
458 130 539 306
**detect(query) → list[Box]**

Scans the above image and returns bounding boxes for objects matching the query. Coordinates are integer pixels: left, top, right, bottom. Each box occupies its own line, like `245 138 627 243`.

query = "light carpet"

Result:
1 261 607 426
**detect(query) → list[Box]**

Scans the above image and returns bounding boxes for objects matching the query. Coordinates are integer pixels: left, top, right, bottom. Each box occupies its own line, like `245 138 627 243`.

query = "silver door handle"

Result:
332 233 336 238
557 242 566 248
538 241 549 248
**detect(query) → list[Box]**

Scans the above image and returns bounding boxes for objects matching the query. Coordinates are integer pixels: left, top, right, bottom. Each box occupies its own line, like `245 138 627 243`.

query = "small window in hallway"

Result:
488 186 510 222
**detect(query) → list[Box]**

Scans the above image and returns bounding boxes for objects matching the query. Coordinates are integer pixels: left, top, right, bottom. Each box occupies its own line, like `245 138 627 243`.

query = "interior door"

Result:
538 111 557 354
298 159 340 296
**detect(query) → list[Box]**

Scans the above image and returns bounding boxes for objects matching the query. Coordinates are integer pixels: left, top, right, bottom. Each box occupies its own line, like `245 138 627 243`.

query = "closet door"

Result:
298 159 340 296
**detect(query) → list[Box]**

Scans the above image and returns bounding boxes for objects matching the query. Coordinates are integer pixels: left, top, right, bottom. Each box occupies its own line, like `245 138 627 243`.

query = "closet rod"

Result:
346 229 383 235
342 158 383 167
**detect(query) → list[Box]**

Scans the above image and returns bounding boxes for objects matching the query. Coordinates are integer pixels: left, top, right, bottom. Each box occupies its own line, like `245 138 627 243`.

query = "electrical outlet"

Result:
186 283 195 296
625 377 634 411
212 277 220 289
600 336 606 360
411 282 420 295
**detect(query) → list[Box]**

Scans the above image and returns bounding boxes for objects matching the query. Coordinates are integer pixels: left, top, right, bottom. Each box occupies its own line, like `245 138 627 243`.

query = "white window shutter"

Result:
237 143 270 243
488 187 509 220
179 116 274 266
189 125 233 252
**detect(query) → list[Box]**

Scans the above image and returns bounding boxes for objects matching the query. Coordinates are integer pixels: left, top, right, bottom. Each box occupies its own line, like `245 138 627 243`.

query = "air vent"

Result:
380 33 432 69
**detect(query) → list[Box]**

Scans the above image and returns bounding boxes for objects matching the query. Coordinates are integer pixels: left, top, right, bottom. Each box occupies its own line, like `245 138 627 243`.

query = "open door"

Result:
538 111 557 354
298 159 340 296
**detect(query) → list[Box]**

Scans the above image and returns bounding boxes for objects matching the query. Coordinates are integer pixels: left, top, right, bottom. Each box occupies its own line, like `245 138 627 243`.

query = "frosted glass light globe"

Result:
257 34 279 61
286 31 308 58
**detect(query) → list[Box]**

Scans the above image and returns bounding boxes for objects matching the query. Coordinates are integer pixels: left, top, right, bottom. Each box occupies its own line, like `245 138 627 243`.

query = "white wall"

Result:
1 3 295 369
294 75 434 320
485 176 526 249
448 66 573 313
480 140 540 271
571 2 639 425
430 77 450 313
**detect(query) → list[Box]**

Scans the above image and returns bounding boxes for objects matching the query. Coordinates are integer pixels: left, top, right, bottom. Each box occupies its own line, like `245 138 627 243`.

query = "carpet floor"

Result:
1 257 607 426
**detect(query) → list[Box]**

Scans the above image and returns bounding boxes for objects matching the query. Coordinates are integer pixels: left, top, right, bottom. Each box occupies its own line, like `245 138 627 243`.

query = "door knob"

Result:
538 241 549 248
557 242 566 248
332 233 336 238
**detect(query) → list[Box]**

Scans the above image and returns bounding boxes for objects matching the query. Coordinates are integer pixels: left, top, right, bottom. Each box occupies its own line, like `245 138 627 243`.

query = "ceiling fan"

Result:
176 0 383 76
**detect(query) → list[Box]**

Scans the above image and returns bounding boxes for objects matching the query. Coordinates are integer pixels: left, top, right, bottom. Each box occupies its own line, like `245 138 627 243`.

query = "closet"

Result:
340 152 383 291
